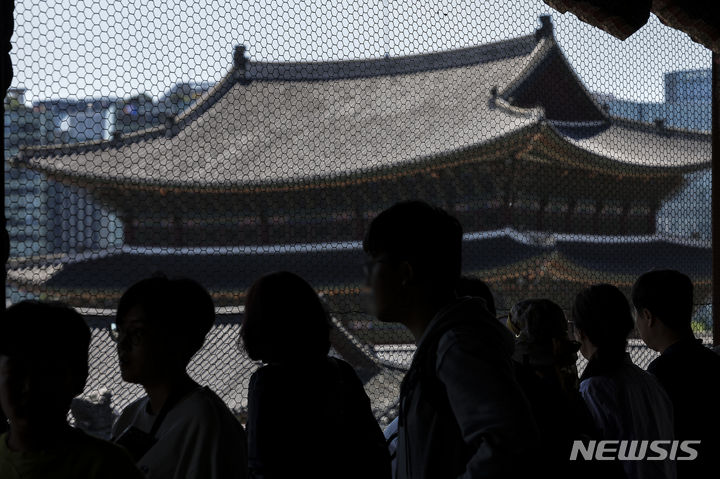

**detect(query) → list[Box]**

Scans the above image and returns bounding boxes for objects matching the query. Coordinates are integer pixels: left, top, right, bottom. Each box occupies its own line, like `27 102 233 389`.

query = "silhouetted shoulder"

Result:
434 298 515 369
649 339 720 377
252 357 354 384
76 432 144 478
579 376 619 404
181 387 244 428
328 357 363 382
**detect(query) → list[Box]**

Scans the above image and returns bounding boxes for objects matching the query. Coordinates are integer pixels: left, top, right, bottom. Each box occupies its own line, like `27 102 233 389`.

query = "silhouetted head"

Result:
508 298 579 367
0 301 90 428
456 275 496 317
363 200 462 323
240 271 331 363
115 276 215 384
571 284 634 360
632 270 694 351
508 299 567 343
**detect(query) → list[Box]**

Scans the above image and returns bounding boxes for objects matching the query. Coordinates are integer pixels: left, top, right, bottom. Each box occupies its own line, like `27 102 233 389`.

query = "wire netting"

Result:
4 0 713 436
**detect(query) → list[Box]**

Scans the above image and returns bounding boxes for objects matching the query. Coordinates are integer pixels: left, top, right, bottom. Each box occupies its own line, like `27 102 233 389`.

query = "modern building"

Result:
4 91 123 260
665 69 711 104
4 88 55 150
4 80 216 262
8 17 711 339
36 98 117 144
594 68 711 132
593 69 713 243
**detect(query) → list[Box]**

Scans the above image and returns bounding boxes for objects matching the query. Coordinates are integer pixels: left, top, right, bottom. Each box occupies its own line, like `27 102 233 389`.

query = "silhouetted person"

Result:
507 299 599 479
240 271 390 479
632 270 720 477
110 277 248 479
0 301 144 479
364 201 539 479
384 274 499 478
456 275 496 317
572 284 675 479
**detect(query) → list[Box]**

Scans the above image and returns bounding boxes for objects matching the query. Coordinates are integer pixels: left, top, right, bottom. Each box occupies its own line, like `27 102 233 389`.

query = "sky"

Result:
9 0 712 103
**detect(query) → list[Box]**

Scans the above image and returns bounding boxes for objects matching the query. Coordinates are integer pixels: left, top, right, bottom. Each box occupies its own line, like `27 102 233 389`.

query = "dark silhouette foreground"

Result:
0 301 144 479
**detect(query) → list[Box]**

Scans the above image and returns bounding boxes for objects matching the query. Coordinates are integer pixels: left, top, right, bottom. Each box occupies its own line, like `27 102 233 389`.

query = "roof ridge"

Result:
500 36 609 123
172 66 242 131
17 124 167 159
246 34 538 81
498 36 555 99
17 33 540 160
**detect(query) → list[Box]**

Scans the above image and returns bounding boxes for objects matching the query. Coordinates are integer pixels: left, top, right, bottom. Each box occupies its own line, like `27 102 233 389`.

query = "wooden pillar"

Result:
353 201 365 241
593 199 602 234
565 199 576 232
173 215 183 246
439 168 455 211
259 194 270 245
537 197 548 231
123 214 136 245
648 200 660 234
259 214 269 245
618 200 630 236
503 163 515 226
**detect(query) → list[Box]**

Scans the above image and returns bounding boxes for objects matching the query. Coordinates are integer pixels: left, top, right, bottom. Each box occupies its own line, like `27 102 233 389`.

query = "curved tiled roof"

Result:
555 238 711 278
7 232 547 294
17 35 541 187
14 21 710 188
550 119 710 172
8 231 710 306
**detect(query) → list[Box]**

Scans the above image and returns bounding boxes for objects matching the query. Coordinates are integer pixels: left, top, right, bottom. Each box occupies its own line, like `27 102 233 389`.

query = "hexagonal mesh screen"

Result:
4 1 712 435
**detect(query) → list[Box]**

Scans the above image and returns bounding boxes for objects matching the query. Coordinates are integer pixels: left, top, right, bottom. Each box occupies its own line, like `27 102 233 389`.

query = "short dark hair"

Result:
240 271 331 363
0 301 90 396
572 284 634 352
117 276 215 363
457 275 496 316
363 200 463 290
631 270 693 333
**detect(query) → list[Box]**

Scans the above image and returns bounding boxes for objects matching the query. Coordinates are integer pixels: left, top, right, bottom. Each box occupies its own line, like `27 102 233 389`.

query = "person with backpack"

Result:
383 274 500 478
506 299 600 479
363 201 539 479
239 271 390 479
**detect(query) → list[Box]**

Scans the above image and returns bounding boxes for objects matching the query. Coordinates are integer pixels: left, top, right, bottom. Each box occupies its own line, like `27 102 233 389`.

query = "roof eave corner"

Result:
507 15 611 124
535 14 554 42
536 15 611 124
499 16 558 100
494 94 546 122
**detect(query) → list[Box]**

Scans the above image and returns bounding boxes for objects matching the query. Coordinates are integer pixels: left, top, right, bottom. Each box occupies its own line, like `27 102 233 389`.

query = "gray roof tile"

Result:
16 30 710 187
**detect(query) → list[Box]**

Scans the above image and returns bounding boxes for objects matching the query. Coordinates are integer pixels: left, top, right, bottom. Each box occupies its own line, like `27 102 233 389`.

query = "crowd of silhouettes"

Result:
1 200 719 479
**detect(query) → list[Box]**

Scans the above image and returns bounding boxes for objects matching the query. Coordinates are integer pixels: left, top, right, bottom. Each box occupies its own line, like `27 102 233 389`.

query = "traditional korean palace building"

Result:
9 17 710 338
